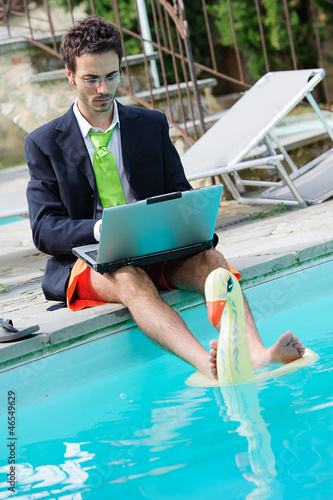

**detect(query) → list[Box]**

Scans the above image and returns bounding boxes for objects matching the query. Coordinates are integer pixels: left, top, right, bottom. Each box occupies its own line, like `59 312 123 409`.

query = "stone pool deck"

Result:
0 165 333 371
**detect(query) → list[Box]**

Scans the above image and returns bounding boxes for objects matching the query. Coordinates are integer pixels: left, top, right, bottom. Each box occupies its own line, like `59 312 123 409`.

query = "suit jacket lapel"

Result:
55 105 97 192
117 101 141 185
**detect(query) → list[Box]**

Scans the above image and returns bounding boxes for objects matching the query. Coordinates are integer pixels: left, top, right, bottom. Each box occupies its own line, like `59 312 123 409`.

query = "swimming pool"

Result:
0 216 23 226
0 258 332 499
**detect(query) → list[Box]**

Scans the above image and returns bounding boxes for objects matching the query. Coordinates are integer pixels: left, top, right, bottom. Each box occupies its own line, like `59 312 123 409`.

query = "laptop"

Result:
73 184 223 274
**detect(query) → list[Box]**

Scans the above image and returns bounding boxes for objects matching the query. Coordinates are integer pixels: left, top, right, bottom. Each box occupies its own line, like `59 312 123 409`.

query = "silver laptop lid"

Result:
97 185 223 264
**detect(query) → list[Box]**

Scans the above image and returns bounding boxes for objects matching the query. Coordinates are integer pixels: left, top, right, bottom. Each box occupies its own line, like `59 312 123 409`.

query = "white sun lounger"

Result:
181 69 333 207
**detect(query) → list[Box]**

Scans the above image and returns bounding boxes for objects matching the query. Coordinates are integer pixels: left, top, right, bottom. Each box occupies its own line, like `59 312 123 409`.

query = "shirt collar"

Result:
73 99 120 138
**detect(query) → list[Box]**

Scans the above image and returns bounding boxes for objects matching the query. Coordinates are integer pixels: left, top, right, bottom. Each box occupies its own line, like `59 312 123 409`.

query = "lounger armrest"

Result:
186 154 284 180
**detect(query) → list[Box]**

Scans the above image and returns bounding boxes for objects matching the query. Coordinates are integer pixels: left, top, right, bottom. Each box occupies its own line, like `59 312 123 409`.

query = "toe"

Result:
277 331 294 347
209 362 217 378
209 339 218 350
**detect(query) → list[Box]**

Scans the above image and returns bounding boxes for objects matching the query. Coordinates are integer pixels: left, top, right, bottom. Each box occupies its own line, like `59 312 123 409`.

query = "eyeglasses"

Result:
74 69 123 88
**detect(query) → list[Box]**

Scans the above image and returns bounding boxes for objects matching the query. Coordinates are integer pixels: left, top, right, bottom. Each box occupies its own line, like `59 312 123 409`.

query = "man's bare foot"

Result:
264 331 305 366
208 348 218 380
208 331 305 373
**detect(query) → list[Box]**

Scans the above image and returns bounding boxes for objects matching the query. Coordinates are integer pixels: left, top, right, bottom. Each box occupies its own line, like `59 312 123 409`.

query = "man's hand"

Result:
93 219 103 241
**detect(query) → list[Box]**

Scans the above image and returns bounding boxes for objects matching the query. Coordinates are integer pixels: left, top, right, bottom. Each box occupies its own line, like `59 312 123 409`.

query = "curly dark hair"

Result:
61 16 123 72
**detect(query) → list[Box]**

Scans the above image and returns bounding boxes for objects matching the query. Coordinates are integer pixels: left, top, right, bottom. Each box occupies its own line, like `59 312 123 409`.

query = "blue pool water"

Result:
0 258 332 499
0 217 22 226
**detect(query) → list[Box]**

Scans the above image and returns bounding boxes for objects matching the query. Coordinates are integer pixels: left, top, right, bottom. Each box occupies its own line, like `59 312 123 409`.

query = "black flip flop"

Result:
0 318 40 342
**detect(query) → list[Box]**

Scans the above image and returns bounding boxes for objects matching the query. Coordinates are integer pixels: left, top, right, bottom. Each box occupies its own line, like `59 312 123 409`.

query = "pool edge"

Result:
0 240 332 373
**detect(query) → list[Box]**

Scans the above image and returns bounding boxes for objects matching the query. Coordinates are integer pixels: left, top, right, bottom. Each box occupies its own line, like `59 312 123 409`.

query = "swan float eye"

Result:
227 277 233 293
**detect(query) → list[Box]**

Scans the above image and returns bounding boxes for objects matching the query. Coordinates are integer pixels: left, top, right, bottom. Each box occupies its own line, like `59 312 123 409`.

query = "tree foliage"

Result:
53 0 333 83
205 0 332 79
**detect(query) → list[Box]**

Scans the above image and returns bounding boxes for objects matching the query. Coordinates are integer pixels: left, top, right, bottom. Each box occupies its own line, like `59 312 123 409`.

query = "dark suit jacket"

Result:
25 101 191 302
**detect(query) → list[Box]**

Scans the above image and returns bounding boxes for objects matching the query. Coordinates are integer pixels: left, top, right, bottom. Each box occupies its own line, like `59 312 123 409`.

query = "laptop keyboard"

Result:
86 250 98 261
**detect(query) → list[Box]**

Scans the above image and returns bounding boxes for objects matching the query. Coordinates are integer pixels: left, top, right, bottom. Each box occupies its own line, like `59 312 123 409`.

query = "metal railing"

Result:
0 0 331 145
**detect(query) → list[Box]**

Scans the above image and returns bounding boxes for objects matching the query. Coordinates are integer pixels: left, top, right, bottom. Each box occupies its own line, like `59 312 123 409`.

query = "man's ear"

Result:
65 66 75 86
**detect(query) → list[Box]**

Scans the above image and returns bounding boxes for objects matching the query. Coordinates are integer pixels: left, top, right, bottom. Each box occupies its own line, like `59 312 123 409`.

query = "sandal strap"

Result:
0 318 19 333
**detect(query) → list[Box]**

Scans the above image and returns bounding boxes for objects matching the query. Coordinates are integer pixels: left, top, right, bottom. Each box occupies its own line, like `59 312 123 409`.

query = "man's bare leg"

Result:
164 248 305 376
78 248 304 380
78 266 214 378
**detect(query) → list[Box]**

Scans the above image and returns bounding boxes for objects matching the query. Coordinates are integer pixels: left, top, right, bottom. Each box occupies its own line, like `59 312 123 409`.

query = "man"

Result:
25 16 304 380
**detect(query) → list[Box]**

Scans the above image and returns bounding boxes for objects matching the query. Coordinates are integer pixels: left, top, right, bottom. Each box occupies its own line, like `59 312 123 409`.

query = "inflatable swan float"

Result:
186 268 318 387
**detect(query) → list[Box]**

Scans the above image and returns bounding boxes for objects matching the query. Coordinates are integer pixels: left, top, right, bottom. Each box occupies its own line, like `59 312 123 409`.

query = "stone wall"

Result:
0 115 27 168
0 46 76 134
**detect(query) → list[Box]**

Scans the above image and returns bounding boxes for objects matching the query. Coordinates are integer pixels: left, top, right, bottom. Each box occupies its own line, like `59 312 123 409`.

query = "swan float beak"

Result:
206 300 226 328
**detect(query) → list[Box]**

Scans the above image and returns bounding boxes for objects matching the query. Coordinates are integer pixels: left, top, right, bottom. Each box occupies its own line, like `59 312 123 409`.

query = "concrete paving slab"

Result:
297 240 333 263
0 333 50 365
215 199 333 270
238 253 299 281
0 218 47 286
0 165 29 218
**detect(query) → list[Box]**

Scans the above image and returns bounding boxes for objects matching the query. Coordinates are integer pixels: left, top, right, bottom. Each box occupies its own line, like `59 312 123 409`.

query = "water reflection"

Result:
214 383 277 500
0 442 92 499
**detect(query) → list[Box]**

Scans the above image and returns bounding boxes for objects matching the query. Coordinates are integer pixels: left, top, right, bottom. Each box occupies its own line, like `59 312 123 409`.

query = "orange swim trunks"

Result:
67 259 241 311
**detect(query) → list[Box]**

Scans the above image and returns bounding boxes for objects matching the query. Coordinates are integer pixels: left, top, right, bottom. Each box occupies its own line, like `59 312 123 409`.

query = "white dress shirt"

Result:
73 100 136 241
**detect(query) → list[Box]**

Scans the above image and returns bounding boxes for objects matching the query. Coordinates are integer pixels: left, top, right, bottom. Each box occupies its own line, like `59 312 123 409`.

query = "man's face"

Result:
66 50 121 123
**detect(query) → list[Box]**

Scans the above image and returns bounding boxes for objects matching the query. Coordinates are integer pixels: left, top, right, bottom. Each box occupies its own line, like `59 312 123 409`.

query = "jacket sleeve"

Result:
25 134 98 257
161 113 192 193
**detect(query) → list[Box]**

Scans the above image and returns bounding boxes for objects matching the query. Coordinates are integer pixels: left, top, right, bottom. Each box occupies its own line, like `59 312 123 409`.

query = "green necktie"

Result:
89 128 126 208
